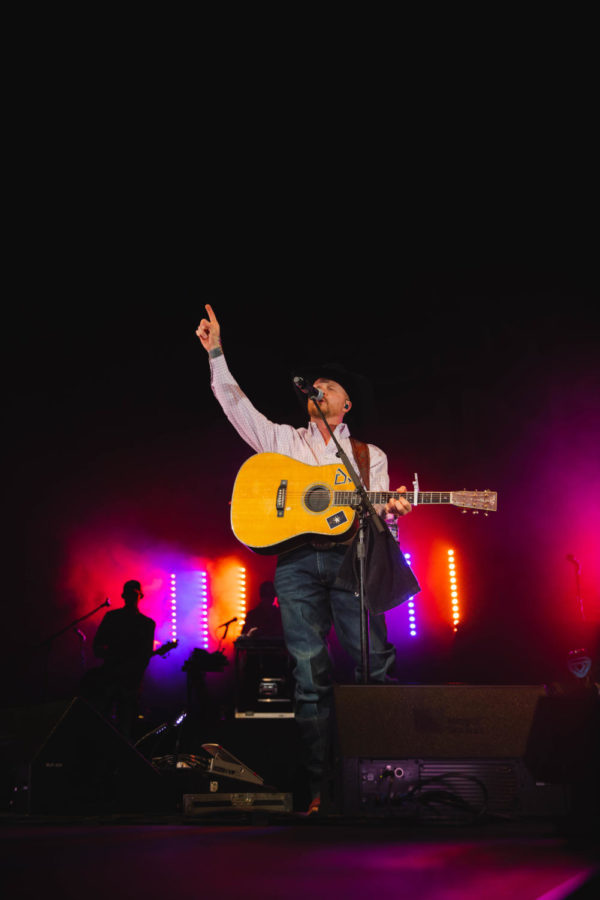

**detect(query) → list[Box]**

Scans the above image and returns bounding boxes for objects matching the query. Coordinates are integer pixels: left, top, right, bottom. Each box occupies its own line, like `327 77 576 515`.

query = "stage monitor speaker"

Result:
0 697 162 814
326 684 600 821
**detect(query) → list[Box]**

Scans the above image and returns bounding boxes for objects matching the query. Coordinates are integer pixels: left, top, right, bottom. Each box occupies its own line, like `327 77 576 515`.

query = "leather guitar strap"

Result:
309 438 370 551
350 437 370 490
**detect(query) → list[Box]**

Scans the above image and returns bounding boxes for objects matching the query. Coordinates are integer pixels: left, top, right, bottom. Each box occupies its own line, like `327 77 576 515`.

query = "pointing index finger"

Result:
205 304 217 323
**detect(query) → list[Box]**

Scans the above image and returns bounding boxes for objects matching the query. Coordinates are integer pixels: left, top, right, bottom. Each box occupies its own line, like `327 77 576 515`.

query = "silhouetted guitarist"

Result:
81 580 156 740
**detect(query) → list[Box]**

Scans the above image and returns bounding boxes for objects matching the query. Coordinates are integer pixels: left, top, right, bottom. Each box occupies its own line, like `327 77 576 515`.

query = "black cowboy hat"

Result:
291 361 375 434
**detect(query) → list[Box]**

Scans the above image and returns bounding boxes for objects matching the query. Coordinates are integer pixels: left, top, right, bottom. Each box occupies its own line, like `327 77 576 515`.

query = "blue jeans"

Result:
274 543 396 797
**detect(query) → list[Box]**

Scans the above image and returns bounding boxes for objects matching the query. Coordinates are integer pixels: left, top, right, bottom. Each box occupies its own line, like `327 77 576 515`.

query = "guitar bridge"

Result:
276 480 287 517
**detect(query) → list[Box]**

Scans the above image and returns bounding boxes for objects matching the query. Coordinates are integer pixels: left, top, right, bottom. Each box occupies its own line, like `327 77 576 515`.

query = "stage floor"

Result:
3 816 599 900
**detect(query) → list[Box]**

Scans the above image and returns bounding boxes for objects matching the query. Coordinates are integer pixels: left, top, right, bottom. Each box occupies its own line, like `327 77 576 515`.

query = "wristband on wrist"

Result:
209 347 223 359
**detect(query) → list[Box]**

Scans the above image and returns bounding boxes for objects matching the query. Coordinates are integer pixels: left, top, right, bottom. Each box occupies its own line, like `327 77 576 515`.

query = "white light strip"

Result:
198 571 209 649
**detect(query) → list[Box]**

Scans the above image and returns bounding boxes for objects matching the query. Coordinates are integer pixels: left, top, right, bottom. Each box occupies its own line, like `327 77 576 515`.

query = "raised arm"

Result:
196 304 299 455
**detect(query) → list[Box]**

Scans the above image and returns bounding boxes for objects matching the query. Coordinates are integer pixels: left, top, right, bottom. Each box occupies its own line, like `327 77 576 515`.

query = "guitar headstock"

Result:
451 490 497 513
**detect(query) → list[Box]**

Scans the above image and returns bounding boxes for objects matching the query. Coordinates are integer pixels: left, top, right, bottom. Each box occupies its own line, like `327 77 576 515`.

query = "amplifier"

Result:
333 756 570 821
234 638 294 718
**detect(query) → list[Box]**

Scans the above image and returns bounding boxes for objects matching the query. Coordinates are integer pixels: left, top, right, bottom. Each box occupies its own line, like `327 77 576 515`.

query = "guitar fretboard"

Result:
335 491 452 506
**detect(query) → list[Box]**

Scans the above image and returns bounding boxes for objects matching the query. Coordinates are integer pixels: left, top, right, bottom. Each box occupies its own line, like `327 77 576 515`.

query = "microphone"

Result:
293 376 323 401
218 617 237 629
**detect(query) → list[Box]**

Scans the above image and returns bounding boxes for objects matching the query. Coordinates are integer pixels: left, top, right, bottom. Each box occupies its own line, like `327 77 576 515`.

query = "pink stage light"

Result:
403 551 418 638
448 549 461 631
169 573 178 643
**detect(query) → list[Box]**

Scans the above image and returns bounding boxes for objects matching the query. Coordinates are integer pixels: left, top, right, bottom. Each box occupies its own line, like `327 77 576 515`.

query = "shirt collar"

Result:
308 421 351 438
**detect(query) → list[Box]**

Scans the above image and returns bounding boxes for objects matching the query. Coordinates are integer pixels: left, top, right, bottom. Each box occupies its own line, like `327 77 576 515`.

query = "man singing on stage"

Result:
196 305 411 812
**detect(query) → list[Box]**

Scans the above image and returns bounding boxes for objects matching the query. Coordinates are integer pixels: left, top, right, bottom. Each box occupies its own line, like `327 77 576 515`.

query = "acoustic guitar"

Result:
231 453 497 554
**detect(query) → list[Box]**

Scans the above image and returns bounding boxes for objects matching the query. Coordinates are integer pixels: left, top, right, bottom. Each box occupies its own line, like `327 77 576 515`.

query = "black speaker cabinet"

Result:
326 685 600 822
0 697 162 814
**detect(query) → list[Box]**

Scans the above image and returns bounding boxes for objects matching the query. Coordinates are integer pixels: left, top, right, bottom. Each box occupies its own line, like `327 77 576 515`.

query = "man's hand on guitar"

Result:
385 486 412 518
196 304 221 353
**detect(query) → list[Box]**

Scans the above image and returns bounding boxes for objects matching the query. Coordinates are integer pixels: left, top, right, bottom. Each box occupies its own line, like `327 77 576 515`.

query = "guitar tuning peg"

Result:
462 509 468 514
484 512 488 517
472 510 479 515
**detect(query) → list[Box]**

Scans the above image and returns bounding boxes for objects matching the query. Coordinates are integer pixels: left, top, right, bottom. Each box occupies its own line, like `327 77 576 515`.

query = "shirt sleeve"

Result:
209 352 297 453
366 443 391 518
368 443 390 493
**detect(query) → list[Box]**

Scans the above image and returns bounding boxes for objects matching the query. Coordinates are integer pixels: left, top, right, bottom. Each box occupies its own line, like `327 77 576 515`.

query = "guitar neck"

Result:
335 490 452 506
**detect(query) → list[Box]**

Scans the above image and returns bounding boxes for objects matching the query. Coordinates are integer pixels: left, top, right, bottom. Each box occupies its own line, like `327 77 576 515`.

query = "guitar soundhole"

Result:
304 484 331 513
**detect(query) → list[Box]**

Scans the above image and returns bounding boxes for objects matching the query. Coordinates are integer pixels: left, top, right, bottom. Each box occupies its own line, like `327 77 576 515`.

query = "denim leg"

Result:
330 587 396 683
274 546 337 797
274 544 396 798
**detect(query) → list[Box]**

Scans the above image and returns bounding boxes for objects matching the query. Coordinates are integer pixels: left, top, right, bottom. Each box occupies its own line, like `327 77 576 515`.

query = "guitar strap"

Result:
349 437 370 490
309 438 370 551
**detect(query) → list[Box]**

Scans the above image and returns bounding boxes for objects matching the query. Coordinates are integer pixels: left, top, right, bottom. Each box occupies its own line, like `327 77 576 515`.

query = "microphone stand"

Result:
36 599 111 702
308 389 385 684
217 620 235 653
37 599 111 650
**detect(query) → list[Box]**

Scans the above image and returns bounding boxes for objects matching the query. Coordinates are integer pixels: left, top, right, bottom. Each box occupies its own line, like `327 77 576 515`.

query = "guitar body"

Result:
231 453 359 554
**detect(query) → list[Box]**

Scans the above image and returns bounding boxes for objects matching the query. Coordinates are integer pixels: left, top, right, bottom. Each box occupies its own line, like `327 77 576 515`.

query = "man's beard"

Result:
308 397 327 416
